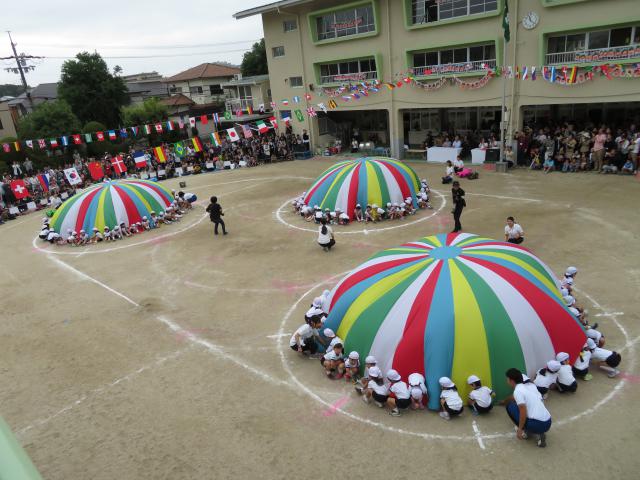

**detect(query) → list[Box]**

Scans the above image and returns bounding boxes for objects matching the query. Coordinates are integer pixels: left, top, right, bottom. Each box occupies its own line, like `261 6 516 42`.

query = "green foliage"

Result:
241 39 268 77
17 100 81 140
0 84 28 98
83 121 107 133
0 136 24 172
58 52 129 126
121 98 168 126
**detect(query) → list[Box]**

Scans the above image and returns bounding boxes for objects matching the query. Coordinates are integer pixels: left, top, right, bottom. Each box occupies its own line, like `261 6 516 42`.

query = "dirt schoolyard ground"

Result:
1 157 639 479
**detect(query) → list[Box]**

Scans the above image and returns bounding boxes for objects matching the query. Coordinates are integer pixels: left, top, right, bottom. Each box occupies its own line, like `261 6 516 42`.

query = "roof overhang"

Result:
234 0 315 19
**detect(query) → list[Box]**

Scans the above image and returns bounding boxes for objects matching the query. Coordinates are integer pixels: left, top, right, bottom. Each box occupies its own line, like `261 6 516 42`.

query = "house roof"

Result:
221 74 270 87
234 0 314 19
159 94 195 107
165 63 241 83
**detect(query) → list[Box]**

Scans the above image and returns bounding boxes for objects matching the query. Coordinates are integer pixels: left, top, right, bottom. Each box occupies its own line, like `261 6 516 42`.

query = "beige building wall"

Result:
171 77 233 105
0 102 18 138
255 0 640 157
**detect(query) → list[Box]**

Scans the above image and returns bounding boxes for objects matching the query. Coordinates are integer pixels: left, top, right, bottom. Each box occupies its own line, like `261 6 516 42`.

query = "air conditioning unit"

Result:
233 74 243 81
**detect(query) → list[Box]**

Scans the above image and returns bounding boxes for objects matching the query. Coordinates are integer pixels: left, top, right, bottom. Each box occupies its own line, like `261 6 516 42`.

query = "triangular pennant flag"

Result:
269 116 278 129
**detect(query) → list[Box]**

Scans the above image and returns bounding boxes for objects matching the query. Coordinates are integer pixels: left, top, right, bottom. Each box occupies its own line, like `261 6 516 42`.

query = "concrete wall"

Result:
0 102 17 138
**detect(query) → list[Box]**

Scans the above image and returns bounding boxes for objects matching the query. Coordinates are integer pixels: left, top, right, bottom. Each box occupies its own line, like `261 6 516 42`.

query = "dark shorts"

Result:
606 352 621 368
557 381 577 393
444 403 463 416
372 392 388 404
508 237 524 244
187 195 197 203
536 386 549 395
572 366 589 377
472 403 493 414
396 397 411 410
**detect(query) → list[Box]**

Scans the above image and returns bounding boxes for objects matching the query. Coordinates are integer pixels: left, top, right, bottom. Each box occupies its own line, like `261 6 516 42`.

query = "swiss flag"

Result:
10 179 30 199
111 155 127 174
96 131 105 142
72 134 82 144
88 161 104 180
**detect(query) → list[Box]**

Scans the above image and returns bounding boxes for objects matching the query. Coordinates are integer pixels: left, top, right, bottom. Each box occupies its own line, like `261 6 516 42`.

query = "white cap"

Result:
547 360 561 372
368 366 382 378
386 369 401 382
93 227 98 231
80 229 85 233
560 287 569 297
586 338 597 349
467 375 480 384
556 352 570 362
522 374 530 382
585 329 601 340
439 377 454 388
312 297 323 308
348 351 359 360
563 295 575 306
564 276 574 285
143 216 148 220
322 289 330 298
356 203 361 208
323 328 335 338
365 355 377 365
386 202 391 207
72 230 77 235
566 266 578 276
410 388 423 400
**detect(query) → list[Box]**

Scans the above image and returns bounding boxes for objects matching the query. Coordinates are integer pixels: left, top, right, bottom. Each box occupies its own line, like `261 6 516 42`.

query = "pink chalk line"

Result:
322 395 351 417
619 372 640 384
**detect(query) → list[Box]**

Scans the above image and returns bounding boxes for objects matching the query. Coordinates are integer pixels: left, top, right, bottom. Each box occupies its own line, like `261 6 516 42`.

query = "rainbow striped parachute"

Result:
303 157 421 219
324 233 586 409
50 180 174 233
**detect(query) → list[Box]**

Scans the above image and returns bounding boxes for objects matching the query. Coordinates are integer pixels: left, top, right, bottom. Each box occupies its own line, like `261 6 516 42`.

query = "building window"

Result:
209 84 223 95
411 0 497 25
316 4 375 41
169 85 180 94
283 19 297 32
546 25 640 64
289 76 304 87
272 46 285 57
319 58 377 84
412 43 495 76
189 86 203 95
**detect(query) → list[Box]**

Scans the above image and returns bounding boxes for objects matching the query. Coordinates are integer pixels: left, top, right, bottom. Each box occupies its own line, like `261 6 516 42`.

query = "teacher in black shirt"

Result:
206 196 227 235
451 181 466 233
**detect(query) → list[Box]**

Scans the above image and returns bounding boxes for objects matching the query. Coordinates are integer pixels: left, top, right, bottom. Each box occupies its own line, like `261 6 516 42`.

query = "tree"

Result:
241 39 268 76
17 100 81 140
83 121 107 133
58 52 129 127
0 84 28 97
121 98 168 126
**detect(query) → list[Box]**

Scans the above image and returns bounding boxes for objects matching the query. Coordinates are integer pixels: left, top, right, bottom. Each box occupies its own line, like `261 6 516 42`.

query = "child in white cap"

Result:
78 229 89 245
404 197 415 215
103 226 112 241
112 226 123 240
439 377 463 420
90 227 102 243
362 366 388 407
364 205 373 223
555 352 578 393
587 338 622 378
408 372 428 410
585 327 605 347
561 266 578 293
354 204 363 222
467 375 495 415
323 342 345 379
344 351 360 383
338 208 350 225
355 356 377 394
534 360 561 398
572 343 593 381
387 369 411 416
313 206 323 224
141 216 150 230
322 328 342 353
289 318 322 355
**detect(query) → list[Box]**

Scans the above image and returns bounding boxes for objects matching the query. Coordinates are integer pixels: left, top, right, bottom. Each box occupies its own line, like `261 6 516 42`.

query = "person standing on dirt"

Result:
206 196 227 236
451 181 466 233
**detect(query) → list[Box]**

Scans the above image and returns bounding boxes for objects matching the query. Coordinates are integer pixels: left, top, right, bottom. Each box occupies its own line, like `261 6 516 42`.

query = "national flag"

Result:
10 179 29 199
174 142 185 157
37 173 50 192
283 115 291 125
304 94 312 101
269 116 278 129
144 124 152 135
50 138 58 148
212 113 220 124
133 151 146 168
72 134 82 144
131 126 139 136
96 131 105 141
178 119 184 129
328 99 337 109
259 103 265 113
305 107 316 118
153 146 167 163
531 67 537 81
119 128 128 138
189 117 196 127
256 120 269 134
502 0 510 42
210 132 222 147
155 123 163 133
26 140 33 149
108 130 116 140
241 124 253 138
317 103 327 113
38 139 47 149
568 66 578 84
61 136 69 146
192 137 203 152
14 141 21 151
550 66 557 83
166 121 174 131
227 128 240 142
64 167 83 185
2 143 9 153
295 109 305 122
246 105 253 115
515 66 521 79
88 161 104 180
293 96 300 103
522 66 528 80
282 99 289 106
111 155 127 175
84 133 92 143
269 102 276 110
224 111 232 120
235 109 243 117
200 115 208 124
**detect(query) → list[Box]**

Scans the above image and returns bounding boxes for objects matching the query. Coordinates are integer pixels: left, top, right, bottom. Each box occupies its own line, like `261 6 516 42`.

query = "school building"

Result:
235 0 640 158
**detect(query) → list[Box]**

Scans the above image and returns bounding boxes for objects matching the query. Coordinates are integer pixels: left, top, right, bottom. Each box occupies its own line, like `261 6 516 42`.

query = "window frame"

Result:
289 76 304 88
283 19 298 32
308 1 379 45
316 55 380 85
408 40 500 78
272 46 285 58
404 0 501 29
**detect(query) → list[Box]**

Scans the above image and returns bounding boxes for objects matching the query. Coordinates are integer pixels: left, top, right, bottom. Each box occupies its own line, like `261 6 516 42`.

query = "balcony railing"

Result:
411 59 496 77
319 70 378 84
546 44 640 65
225 98 255 113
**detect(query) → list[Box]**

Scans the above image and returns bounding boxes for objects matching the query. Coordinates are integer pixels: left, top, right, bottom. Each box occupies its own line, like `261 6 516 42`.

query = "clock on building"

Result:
522 11 540 30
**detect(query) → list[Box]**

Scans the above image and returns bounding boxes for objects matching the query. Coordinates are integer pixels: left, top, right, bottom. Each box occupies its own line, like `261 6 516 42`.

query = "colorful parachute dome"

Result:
303 157 421 219
50 180 174 234
323 233 586 409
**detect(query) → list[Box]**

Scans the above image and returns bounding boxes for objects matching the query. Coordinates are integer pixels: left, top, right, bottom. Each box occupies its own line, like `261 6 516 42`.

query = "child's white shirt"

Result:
557 364 576 385
534 369 558 388
440 389 463 410
469 386 493 408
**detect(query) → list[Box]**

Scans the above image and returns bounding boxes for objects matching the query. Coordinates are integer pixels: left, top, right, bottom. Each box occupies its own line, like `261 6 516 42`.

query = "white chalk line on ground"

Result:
594 312 624 317
472 421 486 450
275 190 447 235
17 347 191 437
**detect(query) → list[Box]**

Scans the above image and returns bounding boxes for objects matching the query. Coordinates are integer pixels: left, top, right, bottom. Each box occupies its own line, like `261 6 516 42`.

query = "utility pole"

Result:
3 31 43 109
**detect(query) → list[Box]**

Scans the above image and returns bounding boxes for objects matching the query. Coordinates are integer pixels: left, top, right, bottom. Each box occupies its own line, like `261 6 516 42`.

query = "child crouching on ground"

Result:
573 343 593 381
362 366 388 407
467 375 494 415
323 343 345 379
355 356 377 394
555 352 578 393
534 360 561 398
386 370 411 417
408 372 428 410
587 338 622 378
439 377 463 420
344 351 360 383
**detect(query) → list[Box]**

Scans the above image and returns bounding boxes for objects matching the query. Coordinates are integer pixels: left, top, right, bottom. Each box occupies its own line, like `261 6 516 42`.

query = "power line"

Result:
44 47 253 60
19 38 261 50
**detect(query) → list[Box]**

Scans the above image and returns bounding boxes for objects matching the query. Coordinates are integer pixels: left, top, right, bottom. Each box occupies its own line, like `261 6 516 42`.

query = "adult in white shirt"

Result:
317 219 335 252
289 318 322 354
504 216 524 244
505 368 552 447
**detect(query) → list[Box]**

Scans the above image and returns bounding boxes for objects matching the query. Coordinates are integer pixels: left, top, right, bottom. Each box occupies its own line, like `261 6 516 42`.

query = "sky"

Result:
0 0 269 87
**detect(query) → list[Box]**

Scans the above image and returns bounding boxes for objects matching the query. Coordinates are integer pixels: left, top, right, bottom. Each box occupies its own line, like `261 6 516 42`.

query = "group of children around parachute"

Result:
289 266 622 419
38 191 196 246
292 179 434 226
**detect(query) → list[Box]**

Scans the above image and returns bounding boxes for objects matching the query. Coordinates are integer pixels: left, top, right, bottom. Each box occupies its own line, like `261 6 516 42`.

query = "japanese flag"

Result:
226 128 240 142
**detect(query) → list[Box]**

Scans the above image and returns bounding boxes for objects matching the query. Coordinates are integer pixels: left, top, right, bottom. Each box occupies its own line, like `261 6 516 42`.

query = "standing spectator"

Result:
451 181 466 233
23 157 34 175
12 161 23 178
592 128 607 171
302 129 310 151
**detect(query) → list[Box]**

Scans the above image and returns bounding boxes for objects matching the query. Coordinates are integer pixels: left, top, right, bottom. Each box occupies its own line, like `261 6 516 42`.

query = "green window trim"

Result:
313 53 383 87
307 0 380 46
402 0 503 30
542 0 592 7
406 38 503 79
539 17 640 66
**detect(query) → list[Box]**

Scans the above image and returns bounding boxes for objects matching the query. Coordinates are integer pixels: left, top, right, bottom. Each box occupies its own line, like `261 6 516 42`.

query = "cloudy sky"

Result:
0 0 269 87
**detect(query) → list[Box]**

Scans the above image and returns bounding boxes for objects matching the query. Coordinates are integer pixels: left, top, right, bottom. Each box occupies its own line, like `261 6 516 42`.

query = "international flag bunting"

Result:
88 161 104 180
96 131 105 141
210 131 222 147
385 83 395 90
120 128 128 138
328 99 337 109
189 117 196 127
178 119 184 129
192 137 203 152
155 123 163 133
144 125 152 135
174 142 185 157
61 136 69 146
283 115 291 125
131 126 139 136
305 94 312 101
26 140 34 149
227 128 240 142
64 167 82 185
108 130 117 140
270 102 276 110
2 143 9 153
550 66 557 83
212 113 220 124
269 116 278 129
241 124 253 138
200 115 208 125
50 139 58 148
111 155 127 175
38 139 46 149
235 109 243 117
568 66 578 84
166 121 174 131
282 99 289 106
305 107 317 118
318 103 327 113
14 141 21 151
37 173 50 192
224 111 232 120
259 103 265 113
522 66 528 80
256 121 269 134
153 146 167 163
84 133 92 143
10 179 29 199
531 67 537 81
293 96 300 103
294 109 305 122
133 151 147 168
246 105 253 115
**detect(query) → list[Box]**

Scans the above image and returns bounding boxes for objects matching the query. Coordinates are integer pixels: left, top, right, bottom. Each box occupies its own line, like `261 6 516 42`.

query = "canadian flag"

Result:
10 179 29 199
226 128 240 142
155 123 163 133
111 154 127 174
